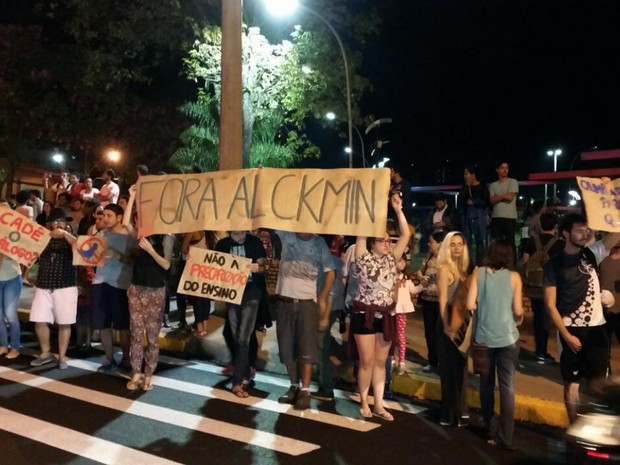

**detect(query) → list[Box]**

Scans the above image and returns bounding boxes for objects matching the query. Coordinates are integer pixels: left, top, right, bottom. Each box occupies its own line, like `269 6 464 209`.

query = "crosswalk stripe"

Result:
0 406 182 465
0 367 320 456
68 359 380 433
157 353 427 415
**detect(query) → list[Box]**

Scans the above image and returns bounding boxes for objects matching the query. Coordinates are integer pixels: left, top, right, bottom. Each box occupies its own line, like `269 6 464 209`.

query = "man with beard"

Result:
544 212 620 423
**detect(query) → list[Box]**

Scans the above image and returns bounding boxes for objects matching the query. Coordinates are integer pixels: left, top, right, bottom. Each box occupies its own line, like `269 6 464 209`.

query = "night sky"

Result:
358 0 620 186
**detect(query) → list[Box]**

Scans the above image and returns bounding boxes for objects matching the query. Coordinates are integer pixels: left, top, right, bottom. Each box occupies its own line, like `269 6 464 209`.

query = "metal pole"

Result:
553 153 558 202
300 6 353 167
219 0 243 170
353 126 366 167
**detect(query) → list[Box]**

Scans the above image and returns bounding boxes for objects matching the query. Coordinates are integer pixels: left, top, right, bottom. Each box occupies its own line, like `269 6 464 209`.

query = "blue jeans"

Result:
227 298 259 386
480 343 520 446
464 208 488 266
0 275 22 349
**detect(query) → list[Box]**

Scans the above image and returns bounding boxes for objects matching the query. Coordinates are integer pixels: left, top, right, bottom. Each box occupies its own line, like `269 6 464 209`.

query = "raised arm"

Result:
122 185 136 233
391 193 412 261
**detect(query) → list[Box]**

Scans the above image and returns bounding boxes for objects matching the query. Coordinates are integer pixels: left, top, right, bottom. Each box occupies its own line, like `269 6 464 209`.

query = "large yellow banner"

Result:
136 168 391 237
577 177 620 233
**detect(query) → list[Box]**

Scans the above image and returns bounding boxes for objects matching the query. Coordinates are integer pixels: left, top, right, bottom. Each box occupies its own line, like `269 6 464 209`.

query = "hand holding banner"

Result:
0 206 51 267
177 247 252 305
577 177 620 232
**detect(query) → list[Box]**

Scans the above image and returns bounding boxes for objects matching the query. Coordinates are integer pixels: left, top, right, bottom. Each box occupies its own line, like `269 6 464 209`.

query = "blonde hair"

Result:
437 231 469 279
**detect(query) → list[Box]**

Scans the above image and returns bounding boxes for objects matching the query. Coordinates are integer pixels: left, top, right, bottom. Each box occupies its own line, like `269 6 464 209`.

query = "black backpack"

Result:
523 235 559 300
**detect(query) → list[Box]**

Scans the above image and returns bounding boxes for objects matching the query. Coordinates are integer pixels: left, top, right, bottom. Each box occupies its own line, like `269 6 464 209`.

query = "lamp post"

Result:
266 0 353 167
327 112 366 167
546 148 562 203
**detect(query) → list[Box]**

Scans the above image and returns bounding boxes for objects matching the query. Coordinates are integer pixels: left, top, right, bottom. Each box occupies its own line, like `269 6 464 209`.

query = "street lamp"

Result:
266 0 354 167
326 112 366 167
546 148 562 203
107 149 121 163
52 152 64 165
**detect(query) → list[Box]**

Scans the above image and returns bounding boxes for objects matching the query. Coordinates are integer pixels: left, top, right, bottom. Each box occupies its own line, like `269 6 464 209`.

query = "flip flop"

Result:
232 385 249 398
373 410 394 421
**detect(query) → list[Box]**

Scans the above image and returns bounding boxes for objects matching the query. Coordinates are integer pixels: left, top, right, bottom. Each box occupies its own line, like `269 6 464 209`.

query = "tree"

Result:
173 5 376 170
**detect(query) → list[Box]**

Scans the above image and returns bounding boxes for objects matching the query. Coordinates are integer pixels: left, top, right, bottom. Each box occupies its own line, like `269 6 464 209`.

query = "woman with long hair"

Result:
466 240 523 449
123 185 172 391
353 193 411 421
436 231 470 426
416 229 448 372
36 201 53 226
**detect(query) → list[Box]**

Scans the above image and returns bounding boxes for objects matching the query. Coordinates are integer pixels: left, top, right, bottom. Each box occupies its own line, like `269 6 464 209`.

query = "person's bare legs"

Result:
564 382 580 423
119 329 130 362
371 334 392 414
285 362 299 385
34 322 51 356
300 363 312 389
100 328 114 360
57 325 71 361
355 333 375 414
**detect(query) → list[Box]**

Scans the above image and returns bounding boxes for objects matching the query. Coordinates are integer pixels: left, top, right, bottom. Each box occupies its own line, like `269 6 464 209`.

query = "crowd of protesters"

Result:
0 162 618 450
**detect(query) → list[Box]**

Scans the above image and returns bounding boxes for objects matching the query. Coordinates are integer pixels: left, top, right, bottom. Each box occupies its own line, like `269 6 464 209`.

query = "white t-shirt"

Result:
99 182 120 206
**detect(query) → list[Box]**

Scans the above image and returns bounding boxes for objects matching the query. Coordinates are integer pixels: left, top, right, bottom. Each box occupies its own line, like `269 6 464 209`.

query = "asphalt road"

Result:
0 339 565 465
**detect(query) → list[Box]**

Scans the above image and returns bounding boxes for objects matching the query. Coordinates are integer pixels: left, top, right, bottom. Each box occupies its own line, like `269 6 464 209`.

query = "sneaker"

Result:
278 386 299 404
97 359 118 374
57 360 69 370
536 353 555 365
310 389 334 401
422 364 435 373
30 354 56 367
294 389 311 410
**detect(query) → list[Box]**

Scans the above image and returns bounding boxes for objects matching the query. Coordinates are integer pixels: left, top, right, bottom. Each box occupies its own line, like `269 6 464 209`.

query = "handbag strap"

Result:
473 268 488 341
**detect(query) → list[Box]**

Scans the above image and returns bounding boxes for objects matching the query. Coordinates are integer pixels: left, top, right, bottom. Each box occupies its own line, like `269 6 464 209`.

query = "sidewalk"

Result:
18 286 620 429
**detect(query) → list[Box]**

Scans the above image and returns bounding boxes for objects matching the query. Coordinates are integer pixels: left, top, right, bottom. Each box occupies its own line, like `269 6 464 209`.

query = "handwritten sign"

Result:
0 206 51 267
577 177 620 232
73 235 107 267
177 247 251 305
136 168 390 237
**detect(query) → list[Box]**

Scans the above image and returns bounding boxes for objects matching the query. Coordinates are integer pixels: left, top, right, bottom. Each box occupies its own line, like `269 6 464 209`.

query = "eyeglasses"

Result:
375 238 389 244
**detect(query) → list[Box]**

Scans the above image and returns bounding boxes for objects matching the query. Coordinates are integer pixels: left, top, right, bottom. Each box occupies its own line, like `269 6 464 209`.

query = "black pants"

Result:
490 217 517 262
421 299 439 367
531 298 550 357
436 316 468 425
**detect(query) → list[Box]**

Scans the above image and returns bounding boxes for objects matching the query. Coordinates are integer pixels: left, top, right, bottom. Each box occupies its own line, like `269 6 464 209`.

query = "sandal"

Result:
373 410 394 421
359 407 373 419
143 376 154 391
232 385 249 398
6 349 19 359
126 375 144 391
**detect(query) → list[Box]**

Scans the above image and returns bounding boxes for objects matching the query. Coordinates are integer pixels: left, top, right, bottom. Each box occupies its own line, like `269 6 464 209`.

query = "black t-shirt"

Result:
543 246 604 327
37 238 76 290
215 234 266 300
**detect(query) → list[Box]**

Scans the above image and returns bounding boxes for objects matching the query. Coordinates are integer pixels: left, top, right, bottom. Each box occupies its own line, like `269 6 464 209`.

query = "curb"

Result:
18 307 569 428
391 370 569 429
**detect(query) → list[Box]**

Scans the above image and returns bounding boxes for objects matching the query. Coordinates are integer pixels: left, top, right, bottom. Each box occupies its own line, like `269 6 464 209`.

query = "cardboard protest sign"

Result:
577 177 620 233
136 168 391 237
177 247 251 305
0 206 51 267
73 235 107 267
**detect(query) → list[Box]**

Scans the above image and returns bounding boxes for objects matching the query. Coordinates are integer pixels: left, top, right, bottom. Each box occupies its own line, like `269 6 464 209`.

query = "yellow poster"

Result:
0 206 51 267
136 168 391 237
577 177 620 233
177 247 252 305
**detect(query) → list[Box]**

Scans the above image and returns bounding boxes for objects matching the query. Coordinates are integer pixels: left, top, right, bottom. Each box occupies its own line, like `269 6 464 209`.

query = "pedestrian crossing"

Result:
0 354 427 464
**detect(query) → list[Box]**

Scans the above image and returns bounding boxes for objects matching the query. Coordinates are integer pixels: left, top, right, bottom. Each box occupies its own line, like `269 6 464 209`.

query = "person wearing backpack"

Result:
522 212 564 364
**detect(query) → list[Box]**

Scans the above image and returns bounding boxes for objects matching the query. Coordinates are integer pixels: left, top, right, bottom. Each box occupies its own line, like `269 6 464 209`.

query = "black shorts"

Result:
90 283 130 330
559 325 609 383
351 312 386 335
